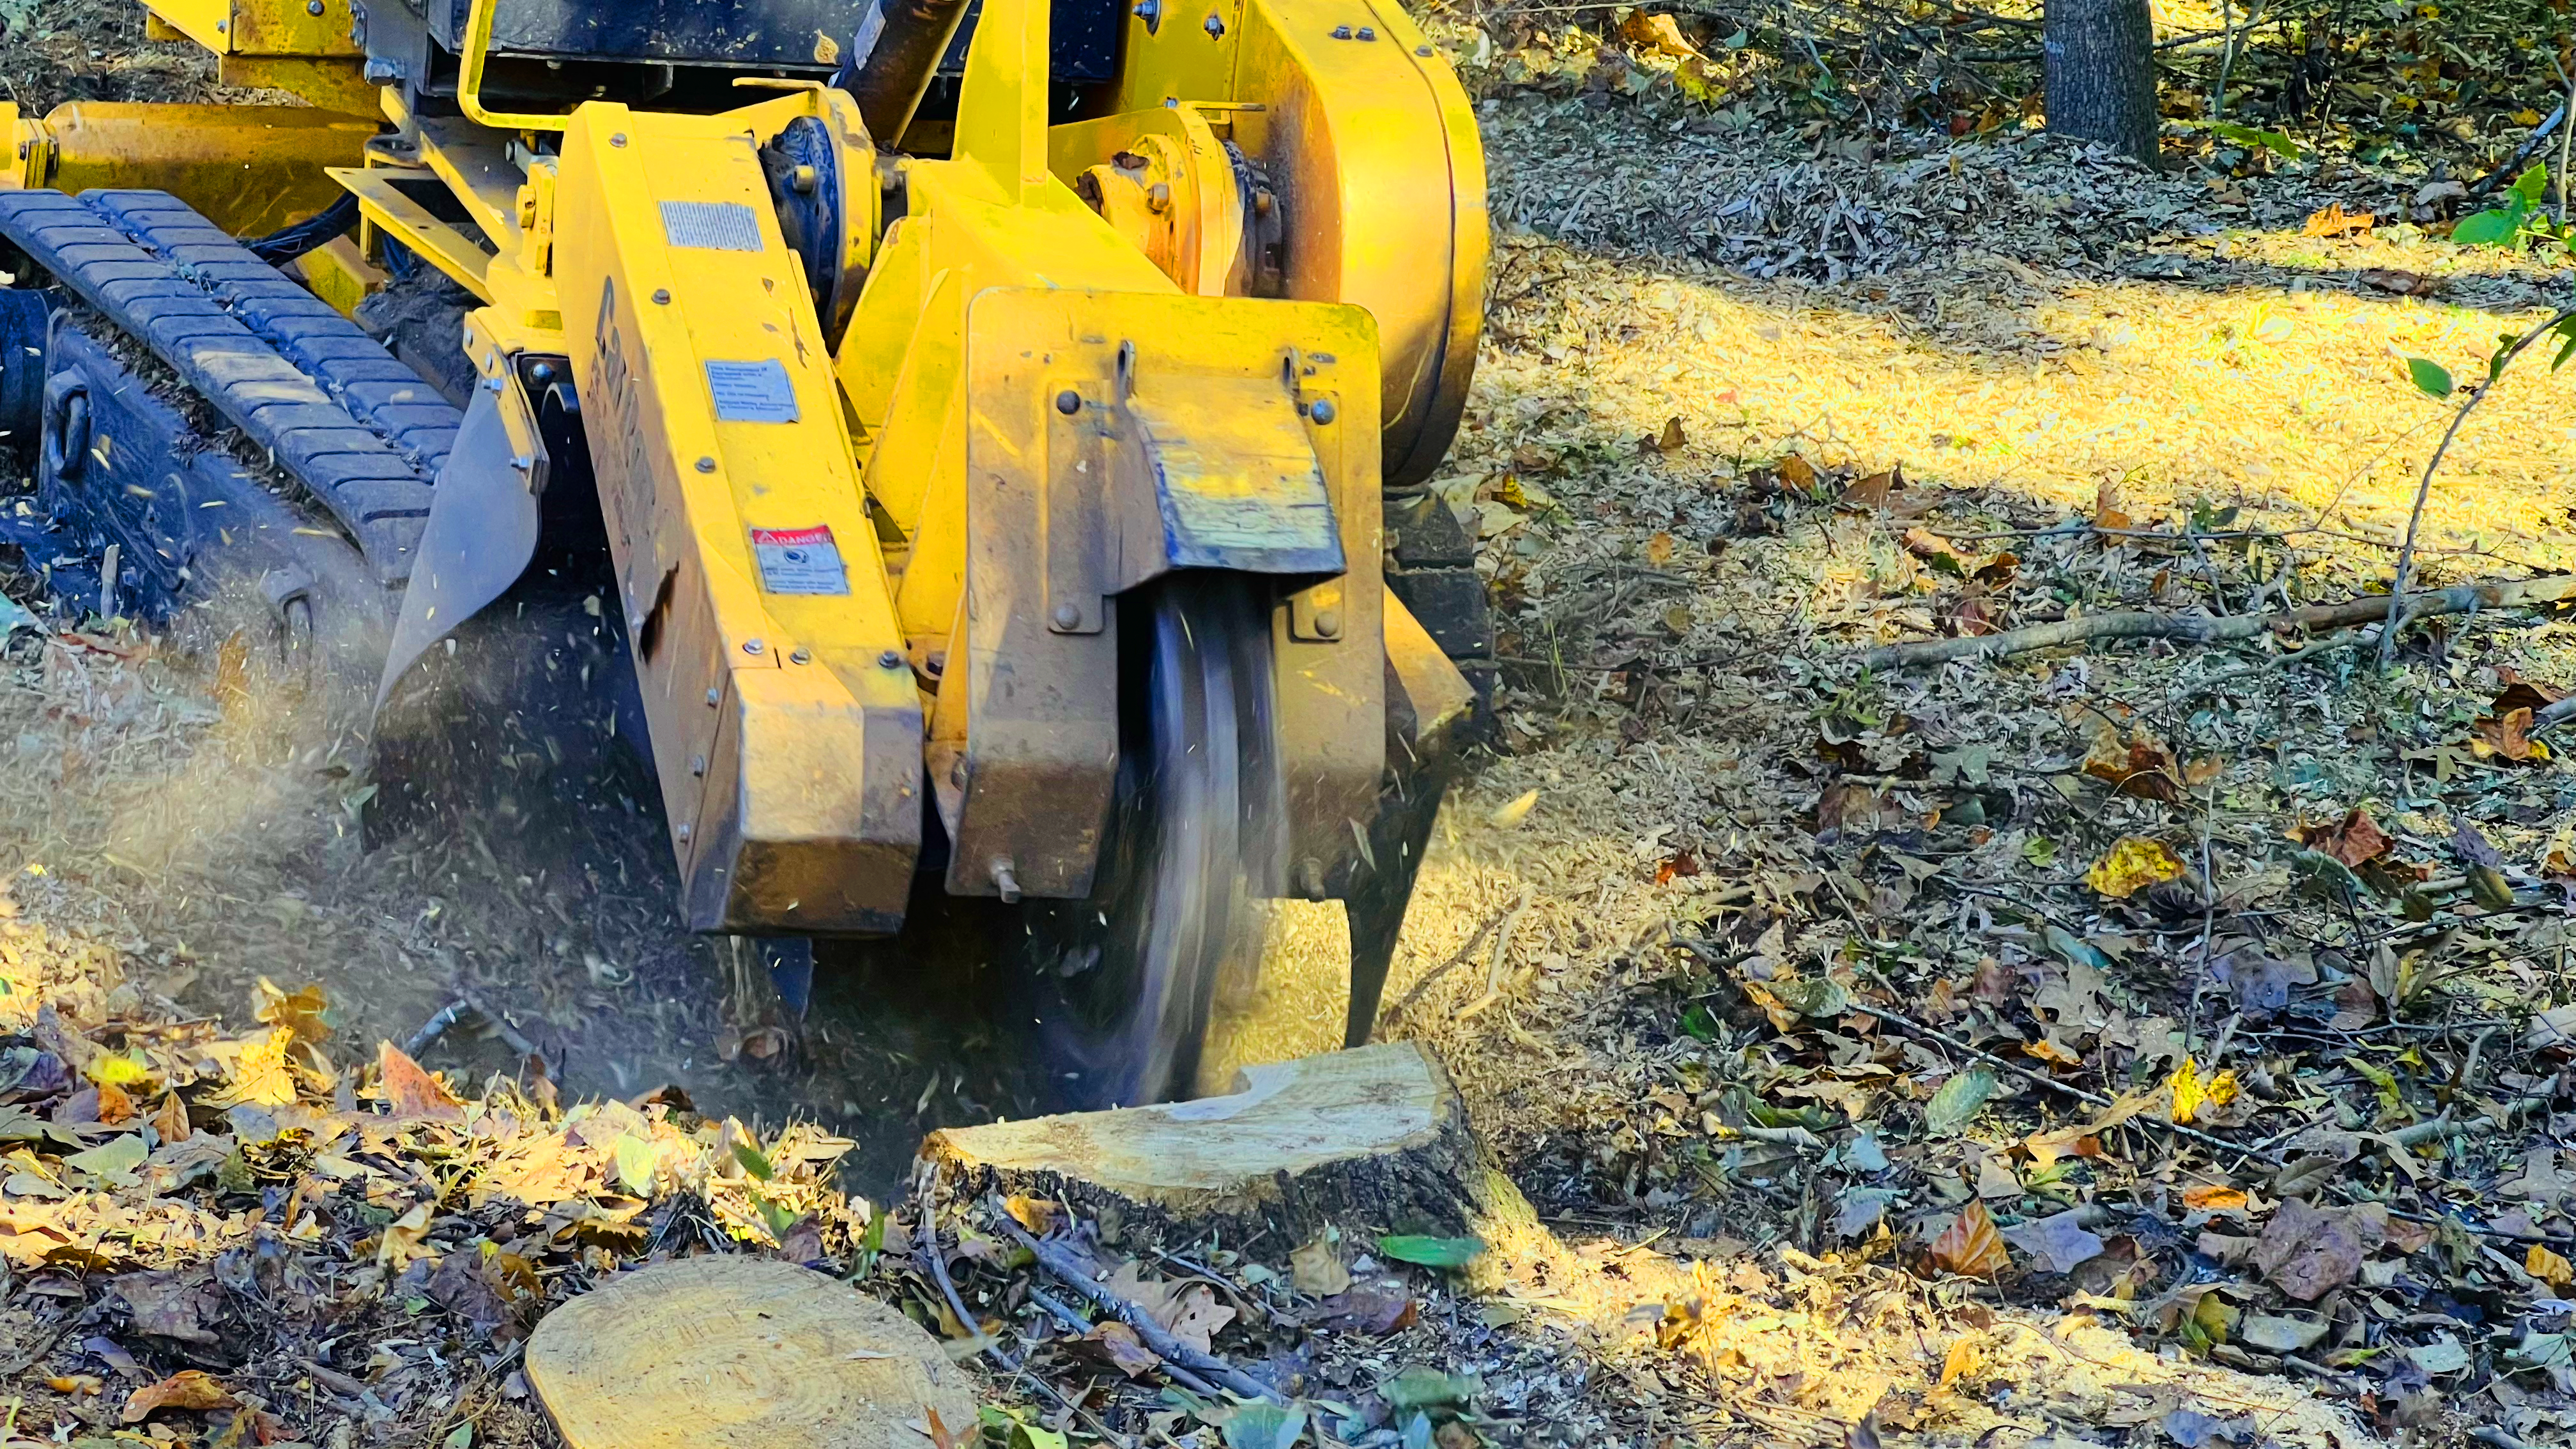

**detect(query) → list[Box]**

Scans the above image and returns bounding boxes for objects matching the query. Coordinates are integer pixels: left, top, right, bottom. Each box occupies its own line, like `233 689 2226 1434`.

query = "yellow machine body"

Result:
23 0 1485 940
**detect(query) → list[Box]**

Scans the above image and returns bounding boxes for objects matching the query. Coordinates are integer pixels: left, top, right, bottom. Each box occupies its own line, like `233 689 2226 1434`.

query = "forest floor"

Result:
9 1 2576 1446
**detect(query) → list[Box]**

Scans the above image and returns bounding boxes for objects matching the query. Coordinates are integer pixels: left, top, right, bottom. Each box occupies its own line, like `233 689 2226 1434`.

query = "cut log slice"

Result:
924 1041 1530 1246
524 1256 978 1449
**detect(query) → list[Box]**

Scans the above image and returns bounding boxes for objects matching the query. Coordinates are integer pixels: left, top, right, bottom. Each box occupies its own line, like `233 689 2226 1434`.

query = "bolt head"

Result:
1417 43 1432 54
610 133 628 148
689 753 707 776
1050 602 1082 630
676 822 691 841
1308 398 1337 425
695 456 717 472
878 648 905 670
706 687 721 707
307 0 323 13
789 647 811 664
652 288 671 304
1312 607 1342 638
1054 388 1082 415
1358 25 1375 38
743 638 765 655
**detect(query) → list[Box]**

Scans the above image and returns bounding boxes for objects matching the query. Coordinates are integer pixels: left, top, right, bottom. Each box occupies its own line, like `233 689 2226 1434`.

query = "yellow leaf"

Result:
1936 1332 1984 1390
2170 1057 2207 1124
211 1028 298 1109
1488 788 1540 829
2531 1242 2575 1289
2086 836 2186 898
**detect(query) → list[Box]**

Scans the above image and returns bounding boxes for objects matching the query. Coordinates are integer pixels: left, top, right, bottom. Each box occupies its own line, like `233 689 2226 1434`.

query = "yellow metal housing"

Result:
0 102 374 236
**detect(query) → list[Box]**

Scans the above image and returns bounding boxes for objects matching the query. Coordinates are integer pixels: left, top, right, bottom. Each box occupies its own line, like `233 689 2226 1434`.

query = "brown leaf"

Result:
1305 1284 1418 1335
1926 1201 2010 1278
1900 526 1963 568
1163 1283 1236 1356
1656 415 1687 452
2299 807 2392 868
1644 532 1676 567
121 1370 235 1423
2082 723 2181 802
2303 203 2375 237
1001 1195 1062 1235
1776 453 1818 493
254 977 332 1046
115 1271 220 1346
94 1080 134 1126
1839 470 1896 510
150 1092 190 1145
2181 1184 2250 1212
2250 1198 2379 1301
2092 477 2133 532
375 1042 462 1121
2472 706 2541 763
1080 1321 1163 1377
1943 585 1996 638
2358 267 2434 296
1290 1234 1352 1296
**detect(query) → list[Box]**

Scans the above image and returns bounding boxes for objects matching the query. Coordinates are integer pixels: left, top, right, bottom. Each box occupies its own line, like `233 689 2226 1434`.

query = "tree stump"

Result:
524 1256 978 1449
923 1042 1531 1249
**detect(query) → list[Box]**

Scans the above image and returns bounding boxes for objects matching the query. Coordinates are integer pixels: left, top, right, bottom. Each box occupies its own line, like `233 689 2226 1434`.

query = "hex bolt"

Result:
1204 12 1224 34
695 456 717 472
1054 389 1082 415
1417 43 1432 54
705 687 721 707
743 638 765 655
1331 23 1351 37
610 133 629 148
307 0 323 13
1312 608 1342 639
1050 602 1082 631
1358 25 1376 38
653 288 671 304
1298 858 1327 900
789 647 811 664
878 648 905 669
1132 0 1160 25
1308 398 1337 425
689 754 707 777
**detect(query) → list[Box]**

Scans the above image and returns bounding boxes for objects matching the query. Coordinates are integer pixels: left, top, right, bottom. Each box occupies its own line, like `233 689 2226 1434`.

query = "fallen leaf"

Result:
2531 1242 2575 1290
208 1028 297 1110
2240 1312 2331 1352
2086 836 2186 898
2303 203 2375 237
64 1134 147 1188
2092 477 2133 532
1936 1332 1983 1390
2410 1335 2471 1376
1487 789 1539 830
2358 267 2434 296
121 1370 235 1423
1619 10 1703 57
2182 1184 2250 1213
2472 706 2544 763
150 1092 190 1146
1923 1066 1997 1137
1305 1284 1418 1335
1775 453 1818 494
1644 532 1676 566
2301 807 2392 868
377 1042 463 1120
2168 1058 2238 1125
1081 1321 1162 1378
2000 1209 2106 1273
1839 470 1896 510
1926 1201 2010 1278
1290 1235 1351 1296
2021 1038 2083 1069
2082 723 2182 802
1163 1283 1235 1355
1377 1234 1485 1268
254 976 333 1045
2251 1199 2378 1301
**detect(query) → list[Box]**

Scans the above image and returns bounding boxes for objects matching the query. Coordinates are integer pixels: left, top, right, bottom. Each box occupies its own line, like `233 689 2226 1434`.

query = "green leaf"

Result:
1924 1066 1998 1137
2515 162 2552 206
2451 208 2525 247
1384 1366 1479 1411
2207 120 2299 158
981 1406 1070 1449
441 1423 473 1449
63 1133 146 1187
1377 1234 1487 1268
613 1133 657 1195
732 1140 774 1181
2404 356 2455 398
1222 1403 1310 1449
1763 976 1850 1019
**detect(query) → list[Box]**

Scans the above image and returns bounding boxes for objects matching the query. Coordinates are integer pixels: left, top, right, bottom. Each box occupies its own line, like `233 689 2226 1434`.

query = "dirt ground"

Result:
11 0 2576 1445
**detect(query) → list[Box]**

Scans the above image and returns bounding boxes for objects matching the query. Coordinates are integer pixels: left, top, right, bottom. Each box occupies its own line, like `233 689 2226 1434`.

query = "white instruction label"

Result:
749 525 850 595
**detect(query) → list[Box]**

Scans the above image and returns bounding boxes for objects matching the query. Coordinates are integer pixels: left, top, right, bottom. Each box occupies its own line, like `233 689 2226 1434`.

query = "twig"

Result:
912 1165 997 1358
1862 571 2576 670
2382 310 2576 666
1846 1002 2276 1163
2467 103 2571 200
1386 903 1514 1021
1025 1285 1224 1404
987 1195 1283 1404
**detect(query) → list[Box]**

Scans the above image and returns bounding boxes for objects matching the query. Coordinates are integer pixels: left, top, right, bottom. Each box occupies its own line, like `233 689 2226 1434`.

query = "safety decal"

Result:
749 525 850 595
706 359 799 423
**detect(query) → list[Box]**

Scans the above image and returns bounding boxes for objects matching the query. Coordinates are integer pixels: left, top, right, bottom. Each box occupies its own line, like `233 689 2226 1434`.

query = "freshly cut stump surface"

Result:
924 1041 1529 1243
524 1255 977 1449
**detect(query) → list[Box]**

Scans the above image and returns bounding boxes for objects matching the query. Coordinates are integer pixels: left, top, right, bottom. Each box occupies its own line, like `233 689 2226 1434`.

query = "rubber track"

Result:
0 189 459 583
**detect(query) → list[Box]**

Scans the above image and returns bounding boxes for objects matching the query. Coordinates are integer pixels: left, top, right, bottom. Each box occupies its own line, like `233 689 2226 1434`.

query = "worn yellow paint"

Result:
215 55 377 112
0 102 372 236
288 233 383 318
144 0 363 56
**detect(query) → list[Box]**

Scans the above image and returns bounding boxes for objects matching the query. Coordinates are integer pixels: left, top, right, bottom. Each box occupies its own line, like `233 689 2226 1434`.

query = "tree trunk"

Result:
2044 0 2159 162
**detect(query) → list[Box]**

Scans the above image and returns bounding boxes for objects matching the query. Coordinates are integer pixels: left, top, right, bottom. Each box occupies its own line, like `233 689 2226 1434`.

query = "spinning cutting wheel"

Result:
1018 575 1277 1110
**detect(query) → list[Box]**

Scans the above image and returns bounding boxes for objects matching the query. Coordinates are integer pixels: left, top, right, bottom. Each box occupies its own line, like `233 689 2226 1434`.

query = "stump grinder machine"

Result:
0 0 1492 1106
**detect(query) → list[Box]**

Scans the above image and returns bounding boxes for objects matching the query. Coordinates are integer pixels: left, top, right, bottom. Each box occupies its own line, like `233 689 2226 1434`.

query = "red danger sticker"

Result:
749 525 848 595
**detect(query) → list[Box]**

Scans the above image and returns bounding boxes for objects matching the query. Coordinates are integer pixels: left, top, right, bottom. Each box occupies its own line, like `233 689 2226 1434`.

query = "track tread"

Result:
0 188 459 583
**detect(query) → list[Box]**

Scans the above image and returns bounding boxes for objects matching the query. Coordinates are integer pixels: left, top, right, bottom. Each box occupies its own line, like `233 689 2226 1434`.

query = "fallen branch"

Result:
1860 573 2576 670
987 1195 1284 1404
